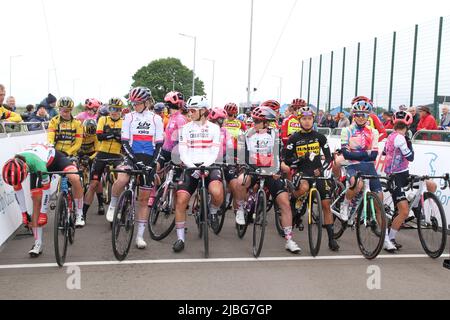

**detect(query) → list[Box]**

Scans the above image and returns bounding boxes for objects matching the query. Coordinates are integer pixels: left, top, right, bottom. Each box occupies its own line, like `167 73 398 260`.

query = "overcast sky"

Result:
1 0 450 107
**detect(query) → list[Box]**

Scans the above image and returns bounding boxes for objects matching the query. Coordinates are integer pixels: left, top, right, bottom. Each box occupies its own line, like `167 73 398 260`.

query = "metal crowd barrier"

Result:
0 122 49 138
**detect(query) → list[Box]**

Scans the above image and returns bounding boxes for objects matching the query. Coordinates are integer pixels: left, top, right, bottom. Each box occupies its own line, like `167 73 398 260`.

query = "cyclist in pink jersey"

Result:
76 98 101 122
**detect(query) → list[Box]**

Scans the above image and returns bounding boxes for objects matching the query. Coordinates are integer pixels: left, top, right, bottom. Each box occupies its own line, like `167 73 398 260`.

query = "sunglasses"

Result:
59 108 71 113
354 113 369 119
109 107 122 113
130 101 145 107
253 119 263 124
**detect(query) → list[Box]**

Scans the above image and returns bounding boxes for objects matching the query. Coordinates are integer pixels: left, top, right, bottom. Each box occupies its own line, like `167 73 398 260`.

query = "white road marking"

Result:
0 254 448 270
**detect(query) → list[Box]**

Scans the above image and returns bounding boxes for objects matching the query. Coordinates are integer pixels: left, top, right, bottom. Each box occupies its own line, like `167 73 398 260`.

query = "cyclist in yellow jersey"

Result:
224 103 247 146
83 98 123 218
47 97 83 156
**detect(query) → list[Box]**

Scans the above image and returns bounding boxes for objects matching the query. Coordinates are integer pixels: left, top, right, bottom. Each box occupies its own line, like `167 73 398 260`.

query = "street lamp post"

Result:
247 0 254 109
9 55 22 96
179 33 197 97
203 58 215 106
273 75 283 103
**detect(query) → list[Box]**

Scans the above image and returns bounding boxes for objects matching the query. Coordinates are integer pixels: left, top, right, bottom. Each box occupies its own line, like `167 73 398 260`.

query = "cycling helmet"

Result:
224 103 238 116
297 106 316 119
98 105 110 117
85 98 101 110
164 91 185 109
260 100 280 112
129 87 152 103
187 95 210 109
208 107 227 121
57 97 74 110
83 119 97 135
2 157 28 187
393 110 413 126
108 97 124 108
251 106 277 121
154 102 165 114
236 114 246 122
351 96 372 105
351 100 373 113
398 105 408 111
291 98 307 110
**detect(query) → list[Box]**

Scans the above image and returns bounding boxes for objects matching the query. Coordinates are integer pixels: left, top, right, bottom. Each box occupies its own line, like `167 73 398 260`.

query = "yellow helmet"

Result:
57 97 74 110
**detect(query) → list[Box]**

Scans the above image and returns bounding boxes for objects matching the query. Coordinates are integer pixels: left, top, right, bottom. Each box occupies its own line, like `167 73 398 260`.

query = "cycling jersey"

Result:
162 111 188 152
341 123 379 164
283 130 332 175
96 116 123 155
17 143 56 183
244 127 280 171
281 115 301 146
368 114 387 141
178 121 220 168
224 119 247 150
79 133 99 156
0 106 22 123
47 116 83 156
383 132 414 175
217 127 234 164
75 111 97 123
121 110 164 157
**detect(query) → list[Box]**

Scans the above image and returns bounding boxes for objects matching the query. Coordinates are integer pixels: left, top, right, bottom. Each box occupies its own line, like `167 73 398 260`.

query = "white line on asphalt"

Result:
0 254 448 270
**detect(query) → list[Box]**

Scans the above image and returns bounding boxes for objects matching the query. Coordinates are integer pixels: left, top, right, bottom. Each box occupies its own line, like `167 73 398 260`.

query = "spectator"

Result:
417 106 438 131
408 106 420 134
382 111 394 129
0 84 5 105
5 96 17 111
337 112 350 128
28 105 49 131
439 105 450 130
321 113 337 129
21 104 35 122
0 84 22 124
317 110 325 126
39 93 58 119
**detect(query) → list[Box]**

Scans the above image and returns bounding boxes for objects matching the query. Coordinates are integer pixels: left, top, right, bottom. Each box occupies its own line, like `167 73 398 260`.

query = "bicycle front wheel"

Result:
102 173 113 205
308 189 323 257
332 179 347 239
112 190 134 261
201 187 209 258
54 192 69 267
274 203 284 238
417 192 447 259
148 185 176 241
356 192 386 260
252 190 267 258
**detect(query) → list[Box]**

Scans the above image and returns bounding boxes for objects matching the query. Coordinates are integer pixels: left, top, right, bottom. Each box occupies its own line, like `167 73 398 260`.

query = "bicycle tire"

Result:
356 192 386 260
236 221 248 239
253 190 267 258
417 192 447 259
212 182 228 235
148 185 176 241
308 189 323 257
381 181 396 225
67 190 76 245
111 190 134 261
332 179 347 240
201 186 209 258
274 203 284 237
54 192 68 267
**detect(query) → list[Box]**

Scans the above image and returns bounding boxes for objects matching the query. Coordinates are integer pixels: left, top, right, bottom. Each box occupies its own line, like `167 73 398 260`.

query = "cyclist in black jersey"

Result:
283 106 339 251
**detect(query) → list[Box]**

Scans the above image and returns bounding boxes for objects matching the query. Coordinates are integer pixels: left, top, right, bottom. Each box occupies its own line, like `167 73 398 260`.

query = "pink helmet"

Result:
208 107 227 121
164 91 185 108
85 98 101 110
393 111 413 126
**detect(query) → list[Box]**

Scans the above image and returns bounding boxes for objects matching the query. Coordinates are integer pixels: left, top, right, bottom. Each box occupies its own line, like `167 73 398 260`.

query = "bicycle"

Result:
77 155 91 195
381 173 449 258
110 165 156 261
277 172 330 257
41 170 82 267
96 157 123 205
331 172 387 260
185 164 223 258
147 161 181 241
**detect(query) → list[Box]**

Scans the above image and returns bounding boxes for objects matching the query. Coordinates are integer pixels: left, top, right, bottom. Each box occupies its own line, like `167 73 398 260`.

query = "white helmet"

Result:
187 95 210 109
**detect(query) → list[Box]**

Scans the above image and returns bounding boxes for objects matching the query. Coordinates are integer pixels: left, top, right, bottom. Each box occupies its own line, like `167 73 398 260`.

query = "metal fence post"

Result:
434 17 444 120
300 60 304 97
371 37 377 101
355 42 361 97
340 47 346 112
317 54 323 110
308 57 312 104
410 24 419 107
389 31 397 112
329 51 334 113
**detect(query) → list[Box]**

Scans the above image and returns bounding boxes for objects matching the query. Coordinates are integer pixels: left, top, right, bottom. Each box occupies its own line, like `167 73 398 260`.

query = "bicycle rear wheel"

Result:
417 192 447 259
67 190 76 245
54 192 68 267
331 179 346 239
356 192 386 260
252 190 267 258
308 189 323 257
148 185 176 240
274 203 284 237
112 190 134 261
102 173 113 205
